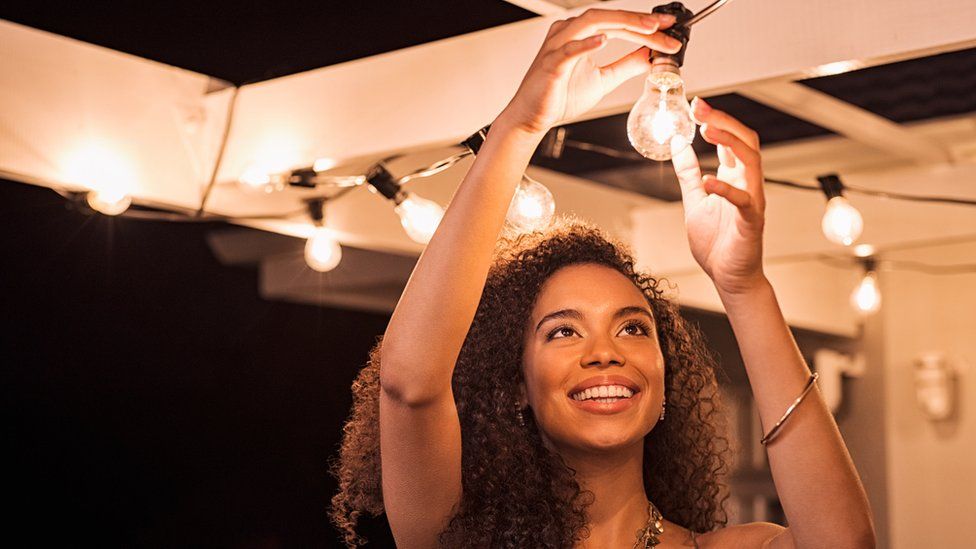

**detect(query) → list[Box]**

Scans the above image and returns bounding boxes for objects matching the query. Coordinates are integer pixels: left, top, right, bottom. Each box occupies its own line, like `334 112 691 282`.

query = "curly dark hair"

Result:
329 214 733 547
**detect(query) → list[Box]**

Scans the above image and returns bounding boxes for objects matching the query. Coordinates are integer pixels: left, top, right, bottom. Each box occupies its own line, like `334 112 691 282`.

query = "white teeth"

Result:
571 385 636 401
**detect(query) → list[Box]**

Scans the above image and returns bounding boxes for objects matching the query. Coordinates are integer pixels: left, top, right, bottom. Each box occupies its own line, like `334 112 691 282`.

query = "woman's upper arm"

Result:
379 384 463 548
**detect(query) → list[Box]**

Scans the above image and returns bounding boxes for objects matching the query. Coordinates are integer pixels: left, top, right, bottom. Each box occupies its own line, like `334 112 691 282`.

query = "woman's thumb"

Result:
598 47 652 94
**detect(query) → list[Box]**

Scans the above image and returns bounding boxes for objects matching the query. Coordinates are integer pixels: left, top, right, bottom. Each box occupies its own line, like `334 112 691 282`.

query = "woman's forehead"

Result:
533 264 647 312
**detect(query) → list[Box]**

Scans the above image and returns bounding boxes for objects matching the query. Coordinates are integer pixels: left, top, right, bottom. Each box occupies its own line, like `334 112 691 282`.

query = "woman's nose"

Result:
580 333 626 367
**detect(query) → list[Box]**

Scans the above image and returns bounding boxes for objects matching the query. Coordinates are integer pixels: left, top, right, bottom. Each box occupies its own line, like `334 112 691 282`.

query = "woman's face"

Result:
520 263 665 455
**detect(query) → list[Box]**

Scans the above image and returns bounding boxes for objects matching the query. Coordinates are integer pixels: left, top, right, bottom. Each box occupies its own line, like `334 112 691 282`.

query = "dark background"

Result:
1 180 396 547
0 4 537 544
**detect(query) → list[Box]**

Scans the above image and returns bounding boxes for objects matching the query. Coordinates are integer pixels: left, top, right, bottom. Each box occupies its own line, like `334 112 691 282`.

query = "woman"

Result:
330 8 876 548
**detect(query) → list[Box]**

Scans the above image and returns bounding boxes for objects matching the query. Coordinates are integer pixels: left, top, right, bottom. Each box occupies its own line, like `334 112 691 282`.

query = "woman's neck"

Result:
555 440 651 547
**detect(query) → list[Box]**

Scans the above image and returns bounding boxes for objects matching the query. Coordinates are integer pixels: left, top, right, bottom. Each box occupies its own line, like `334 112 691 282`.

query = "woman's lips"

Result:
567 390 641 415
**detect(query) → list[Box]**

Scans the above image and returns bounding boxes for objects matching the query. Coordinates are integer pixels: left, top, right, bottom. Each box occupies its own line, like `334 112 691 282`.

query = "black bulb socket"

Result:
366 164 402 201
817 174 846 201
650 2 694 67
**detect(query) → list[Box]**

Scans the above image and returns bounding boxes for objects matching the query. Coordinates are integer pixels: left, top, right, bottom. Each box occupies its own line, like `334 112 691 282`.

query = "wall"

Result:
881 240 976 549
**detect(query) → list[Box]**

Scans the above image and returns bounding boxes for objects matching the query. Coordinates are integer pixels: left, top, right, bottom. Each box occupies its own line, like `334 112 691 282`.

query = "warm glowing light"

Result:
806 60 865 78
627 70 696 161
394 192 445 244
506 176 555 233
821 196 864 246
239 165 286 194
86 189 131 215
850 271 881 315
313 157 338 173
238 134 304 194
304 227 343 272
61 141 136 215
853 244 875 258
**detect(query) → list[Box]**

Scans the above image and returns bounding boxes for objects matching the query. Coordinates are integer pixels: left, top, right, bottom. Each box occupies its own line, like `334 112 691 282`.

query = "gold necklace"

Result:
632 500 665 548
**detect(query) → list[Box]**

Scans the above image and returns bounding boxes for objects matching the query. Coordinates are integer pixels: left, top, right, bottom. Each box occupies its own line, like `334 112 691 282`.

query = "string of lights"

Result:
46 0 973 317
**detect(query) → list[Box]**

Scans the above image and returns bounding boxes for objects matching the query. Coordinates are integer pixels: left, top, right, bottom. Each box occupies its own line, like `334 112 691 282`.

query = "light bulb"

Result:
304 227 342 272
627 69 696 161
506 176 555 233
238 166 287 194
850 271 881 316
821 196 864 246
86 188 131 216
394 192 445 244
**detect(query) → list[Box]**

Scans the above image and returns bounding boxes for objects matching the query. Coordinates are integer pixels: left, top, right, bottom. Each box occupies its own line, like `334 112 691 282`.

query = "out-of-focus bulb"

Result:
821 196 864 246
86 188 131 216
304 227 342 272
506 176 555 233
239 166 287 194
627 69 696 161
850 271 881 316
394 192 445 244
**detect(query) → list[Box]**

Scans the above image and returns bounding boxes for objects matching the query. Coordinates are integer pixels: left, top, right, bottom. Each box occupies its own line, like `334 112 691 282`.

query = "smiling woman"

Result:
329 6 874 549
330 216 732 547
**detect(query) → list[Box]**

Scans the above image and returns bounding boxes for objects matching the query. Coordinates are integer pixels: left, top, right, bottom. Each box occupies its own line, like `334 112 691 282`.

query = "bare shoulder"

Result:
695 522 793 549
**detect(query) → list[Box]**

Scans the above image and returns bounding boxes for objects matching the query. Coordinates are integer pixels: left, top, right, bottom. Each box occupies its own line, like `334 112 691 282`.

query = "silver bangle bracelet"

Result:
760 372 820 446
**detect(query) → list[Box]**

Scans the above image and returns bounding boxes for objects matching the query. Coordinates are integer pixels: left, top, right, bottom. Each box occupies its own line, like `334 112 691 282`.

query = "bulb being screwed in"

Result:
627 2 697 161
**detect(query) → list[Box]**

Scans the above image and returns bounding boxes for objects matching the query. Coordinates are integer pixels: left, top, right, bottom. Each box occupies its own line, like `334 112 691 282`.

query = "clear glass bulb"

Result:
627 69 696 161
86 188 131 216
821 196 864 246
850 271 881 315
304 227 343 272
394 191 445 244
505 175 555 233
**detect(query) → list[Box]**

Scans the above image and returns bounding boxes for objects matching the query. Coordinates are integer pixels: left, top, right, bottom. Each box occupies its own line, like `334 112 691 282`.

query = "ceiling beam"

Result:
739 81 955 165
214 0 976 188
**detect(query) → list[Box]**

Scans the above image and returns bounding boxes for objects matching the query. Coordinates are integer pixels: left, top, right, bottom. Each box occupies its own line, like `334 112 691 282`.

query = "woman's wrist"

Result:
491 109 549 144
714 273 773 305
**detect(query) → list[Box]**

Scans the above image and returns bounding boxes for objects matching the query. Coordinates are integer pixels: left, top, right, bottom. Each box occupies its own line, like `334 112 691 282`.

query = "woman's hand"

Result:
671 98 768 296
496 8 683 136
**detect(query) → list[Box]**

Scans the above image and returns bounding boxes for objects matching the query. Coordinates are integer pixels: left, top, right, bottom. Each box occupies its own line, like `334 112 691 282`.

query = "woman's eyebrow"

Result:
534 306 653 334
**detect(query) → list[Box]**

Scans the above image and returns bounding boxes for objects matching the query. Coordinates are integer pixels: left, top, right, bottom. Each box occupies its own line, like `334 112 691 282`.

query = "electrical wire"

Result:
196 86 241 217
685 0 736 27
397 150 472 185
557 139 976 208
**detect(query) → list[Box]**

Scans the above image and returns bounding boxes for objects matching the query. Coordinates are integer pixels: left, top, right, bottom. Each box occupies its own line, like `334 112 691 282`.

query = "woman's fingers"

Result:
549 9 681 53
703 175 752 210
600 28 684 53
543 34 608 75
691 97 760 150
699 123 765 208
670 137 707 209
598 46 652 92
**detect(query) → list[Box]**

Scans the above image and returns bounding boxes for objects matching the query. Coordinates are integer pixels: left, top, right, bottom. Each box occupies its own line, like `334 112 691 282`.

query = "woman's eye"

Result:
623 321 650 336
546 321 650 341
547 326 576 340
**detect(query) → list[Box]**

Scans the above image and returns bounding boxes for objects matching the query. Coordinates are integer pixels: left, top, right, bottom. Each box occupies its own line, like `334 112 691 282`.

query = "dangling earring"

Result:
659 397 667 421
515 401 525 427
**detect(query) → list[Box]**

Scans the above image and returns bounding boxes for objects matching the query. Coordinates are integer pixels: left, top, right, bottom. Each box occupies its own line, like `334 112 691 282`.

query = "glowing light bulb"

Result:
850 271 881 315
627 70 696 161
821 196 864 246
86 188 131 216
304 227 342 272
394 192 445 244
506 176 555 233
238 165 287 194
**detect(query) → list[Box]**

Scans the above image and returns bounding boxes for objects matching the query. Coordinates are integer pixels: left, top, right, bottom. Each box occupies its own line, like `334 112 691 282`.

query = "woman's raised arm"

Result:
377 9 682 547
671 98 876 548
